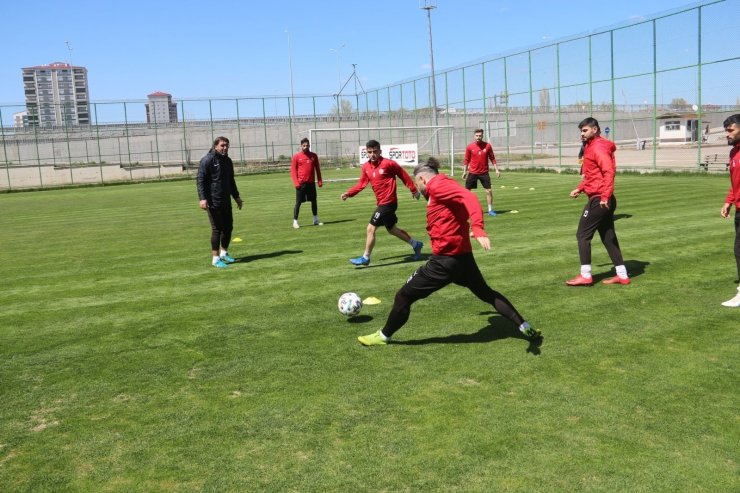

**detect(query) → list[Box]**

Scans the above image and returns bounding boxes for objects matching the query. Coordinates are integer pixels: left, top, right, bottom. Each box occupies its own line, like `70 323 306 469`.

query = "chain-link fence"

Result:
1 0 738 190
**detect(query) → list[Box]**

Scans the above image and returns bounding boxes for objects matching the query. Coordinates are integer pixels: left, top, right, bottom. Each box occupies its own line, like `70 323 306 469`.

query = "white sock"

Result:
408 238 419 247
220 249 228 257
519 321 531 332
615 265 628 278
212 255 220 265
363 252 370 260
488 205 493 212
580 265 592 278
313 215 320 221
378 330 390 341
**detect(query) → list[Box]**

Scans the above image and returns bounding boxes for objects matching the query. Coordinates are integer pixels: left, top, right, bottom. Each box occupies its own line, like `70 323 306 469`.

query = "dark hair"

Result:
213 136 229 146
413 157 441 176
723 114 740 128
474 129 484 134
366 139 380 149
578 117 600 132
300 137 310 145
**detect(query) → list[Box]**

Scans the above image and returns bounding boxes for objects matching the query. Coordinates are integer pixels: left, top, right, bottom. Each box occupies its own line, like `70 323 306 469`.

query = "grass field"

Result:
0 169 737 492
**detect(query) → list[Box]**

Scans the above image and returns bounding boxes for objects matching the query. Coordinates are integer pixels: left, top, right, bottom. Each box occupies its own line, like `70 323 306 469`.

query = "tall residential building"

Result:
145 92 178 124
22 62 90 127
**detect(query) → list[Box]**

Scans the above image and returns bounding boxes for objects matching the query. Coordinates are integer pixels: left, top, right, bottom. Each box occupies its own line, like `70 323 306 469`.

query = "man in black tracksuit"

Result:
197 136 243 268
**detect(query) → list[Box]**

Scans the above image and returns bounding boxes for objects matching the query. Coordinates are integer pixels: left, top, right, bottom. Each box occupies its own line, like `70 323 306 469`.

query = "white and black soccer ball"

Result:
338 292 363 316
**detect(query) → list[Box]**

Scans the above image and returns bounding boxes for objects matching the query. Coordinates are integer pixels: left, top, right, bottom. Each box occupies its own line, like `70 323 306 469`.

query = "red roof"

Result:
148 91 172 98
22 62 85 70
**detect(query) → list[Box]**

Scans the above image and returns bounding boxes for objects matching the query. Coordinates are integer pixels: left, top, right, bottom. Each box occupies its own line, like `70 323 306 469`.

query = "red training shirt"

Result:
344 157 418 206
464 141 497 175
726 144 740 208
291 150 322 187
424 173 487 256
576 135 617 201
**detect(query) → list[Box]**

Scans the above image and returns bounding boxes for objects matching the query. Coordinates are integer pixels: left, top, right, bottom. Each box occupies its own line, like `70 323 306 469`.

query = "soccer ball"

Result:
338 292 363 316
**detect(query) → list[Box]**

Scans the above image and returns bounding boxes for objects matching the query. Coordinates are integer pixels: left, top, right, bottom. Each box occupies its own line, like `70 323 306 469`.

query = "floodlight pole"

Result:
285 30 295 118
65 40 73 66
421 1 439 155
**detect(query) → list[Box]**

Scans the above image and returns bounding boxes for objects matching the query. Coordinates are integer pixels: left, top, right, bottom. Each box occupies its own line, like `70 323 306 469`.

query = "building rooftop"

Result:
22 62 86 70
148 91 172 98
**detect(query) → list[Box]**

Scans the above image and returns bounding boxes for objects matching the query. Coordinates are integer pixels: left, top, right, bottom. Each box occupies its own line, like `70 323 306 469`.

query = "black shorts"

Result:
400 253 488 301
370 203 398 229
465 172 492 190
296 182 317 203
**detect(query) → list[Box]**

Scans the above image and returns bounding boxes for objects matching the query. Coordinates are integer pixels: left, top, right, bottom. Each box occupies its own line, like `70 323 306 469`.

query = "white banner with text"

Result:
358 143 418 167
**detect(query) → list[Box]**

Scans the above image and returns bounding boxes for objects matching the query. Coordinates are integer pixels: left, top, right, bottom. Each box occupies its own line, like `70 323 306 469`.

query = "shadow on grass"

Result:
346 315 374 324
355 253 428 269
235 250 303 263
593 258 650 282
313 218 356 226
392 315 543 355
614 213 633 220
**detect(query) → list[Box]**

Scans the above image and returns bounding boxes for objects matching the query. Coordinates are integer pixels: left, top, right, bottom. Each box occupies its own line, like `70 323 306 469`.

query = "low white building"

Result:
657 113 706 146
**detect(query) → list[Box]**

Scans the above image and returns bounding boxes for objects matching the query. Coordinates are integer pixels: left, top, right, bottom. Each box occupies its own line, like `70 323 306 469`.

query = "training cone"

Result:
363 296 381 305
511 210 520 214
529 187 535 191
513 186 519 190
232 237 243 243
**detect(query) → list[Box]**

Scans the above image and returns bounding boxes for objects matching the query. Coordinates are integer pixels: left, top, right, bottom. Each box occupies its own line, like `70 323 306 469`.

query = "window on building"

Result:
664 121 680 131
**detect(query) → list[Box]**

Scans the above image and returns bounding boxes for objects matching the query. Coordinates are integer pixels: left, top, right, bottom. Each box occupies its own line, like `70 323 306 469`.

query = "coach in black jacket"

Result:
197 136 243 268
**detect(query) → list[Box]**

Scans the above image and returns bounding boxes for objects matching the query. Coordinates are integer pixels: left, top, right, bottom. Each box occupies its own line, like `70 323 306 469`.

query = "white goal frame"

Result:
308 125 456 176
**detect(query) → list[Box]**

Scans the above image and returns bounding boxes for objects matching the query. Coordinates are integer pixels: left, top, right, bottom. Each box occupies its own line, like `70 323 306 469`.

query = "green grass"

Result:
0 170 737 492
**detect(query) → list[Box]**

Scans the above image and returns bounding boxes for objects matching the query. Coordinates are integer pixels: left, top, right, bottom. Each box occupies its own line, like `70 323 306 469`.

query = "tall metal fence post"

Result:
64 102 74 185
696 6 703 169
0 107 10 190
652 20 658 171
235 98 244 168
94 103 103 184
123 102 133 180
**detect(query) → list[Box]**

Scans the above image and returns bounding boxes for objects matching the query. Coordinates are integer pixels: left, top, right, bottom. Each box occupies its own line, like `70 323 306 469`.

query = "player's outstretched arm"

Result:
475 236 491 251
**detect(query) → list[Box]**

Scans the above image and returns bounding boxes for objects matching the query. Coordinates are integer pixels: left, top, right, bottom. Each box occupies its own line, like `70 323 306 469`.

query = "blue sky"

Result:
0 0 731 105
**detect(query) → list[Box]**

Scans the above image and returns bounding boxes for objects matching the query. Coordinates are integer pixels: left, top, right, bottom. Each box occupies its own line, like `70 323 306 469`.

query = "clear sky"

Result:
0 0 727 105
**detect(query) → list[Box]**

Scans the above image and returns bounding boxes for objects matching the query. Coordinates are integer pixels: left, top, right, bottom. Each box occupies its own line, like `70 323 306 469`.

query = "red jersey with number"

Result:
291 150 322 187
425 173 487 256
345 158 418 206
464 141 496 175
726 145 740 207
577 135 617 201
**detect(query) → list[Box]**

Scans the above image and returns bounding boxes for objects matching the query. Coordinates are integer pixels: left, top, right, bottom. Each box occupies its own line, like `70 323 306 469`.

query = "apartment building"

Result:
22 62 90 127
145 91 178 124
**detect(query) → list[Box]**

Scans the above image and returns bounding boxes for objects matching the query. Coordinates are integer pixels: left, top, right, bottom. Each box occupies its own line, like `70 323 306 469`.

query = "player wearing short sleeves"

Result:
566 117 629 286
463 129 500 216
719 114 740 307
358 157 539 346
341 140 424 266
291 138 323 229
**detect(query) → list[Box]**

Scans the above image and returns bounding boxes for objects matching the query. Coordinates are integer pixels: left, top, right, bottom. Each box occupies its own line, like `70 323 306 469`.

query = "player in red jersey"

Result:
720 114 740 307
463 129 500 216
291 138 323 229
566 117 630 286
341 140 423 266
358 157 539 346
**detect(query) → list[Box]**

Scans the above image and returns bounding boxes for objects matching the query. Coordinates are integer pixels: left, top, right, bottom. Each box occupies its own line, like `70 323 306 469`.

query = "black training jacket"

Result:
196 151 240 208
